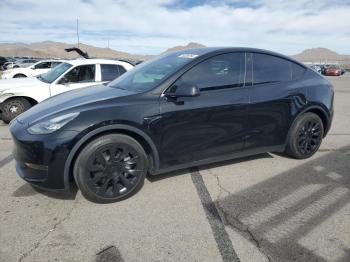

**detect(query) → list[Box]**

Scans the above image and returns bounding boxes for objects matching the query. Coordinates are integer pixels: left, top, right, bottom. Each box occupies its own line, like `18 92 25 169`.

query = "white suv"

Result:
1 60 65 79
0 59 134 123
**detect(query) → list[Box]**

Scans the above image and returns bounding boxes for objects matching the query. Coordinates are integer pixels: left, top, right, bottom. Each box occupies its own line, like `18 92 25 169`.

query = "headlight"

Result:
27 112 79 135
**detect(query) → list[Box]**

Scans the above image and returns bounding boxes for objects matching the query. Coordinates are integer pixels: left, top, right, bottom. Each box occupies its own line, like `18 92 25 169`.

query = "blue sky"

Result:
0 0 349 55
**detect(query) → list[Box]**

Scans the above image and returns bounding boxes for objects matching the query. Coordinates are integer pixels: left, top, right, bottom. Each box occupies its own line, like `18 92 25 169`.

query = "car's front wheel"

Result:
286 112 324 159
74 134 148 203
1 98 32 123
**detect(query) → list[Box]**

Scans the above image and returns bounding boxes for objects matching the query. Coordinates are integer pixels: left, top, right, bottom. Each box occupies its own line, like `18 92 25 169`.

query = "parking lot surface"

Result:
0 75 350 262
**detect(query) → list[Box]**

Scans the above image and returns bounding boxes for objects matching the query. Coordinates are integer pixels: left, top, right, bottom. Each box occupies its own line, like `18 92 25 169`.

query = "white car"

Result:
0 59 134 123
1 60 65 79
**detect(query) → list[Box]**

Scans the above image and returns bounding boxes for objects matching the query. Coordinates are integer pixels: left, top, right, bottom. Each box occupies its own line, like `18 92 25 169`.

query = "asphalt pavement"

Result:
0 74 349 262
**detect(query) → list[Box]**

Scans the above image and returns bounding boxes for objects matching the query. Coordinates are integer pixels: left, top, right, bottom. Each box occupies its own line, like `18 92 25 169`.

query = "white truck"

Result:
0 59 134 123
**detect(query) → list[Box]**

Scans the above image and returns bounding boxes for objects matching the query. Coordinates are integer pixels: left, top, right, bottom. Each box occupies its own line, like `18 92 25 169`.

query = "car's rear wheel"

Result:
13 74 27 78
286 112 324 159
1 98 32 123
74 134 148 203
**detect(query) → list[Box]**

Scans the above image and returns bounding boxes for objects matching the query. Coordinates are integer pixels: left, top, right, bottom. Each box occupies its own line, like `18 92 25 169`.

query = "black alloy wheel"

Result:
286 112 324 159
74 134 148 203
296 119 322 156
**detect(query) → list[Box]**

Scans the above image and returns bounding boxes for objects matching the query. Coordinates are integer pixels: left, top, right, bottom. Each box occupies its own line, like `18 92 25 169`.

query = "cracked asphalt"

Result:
1 75 350 262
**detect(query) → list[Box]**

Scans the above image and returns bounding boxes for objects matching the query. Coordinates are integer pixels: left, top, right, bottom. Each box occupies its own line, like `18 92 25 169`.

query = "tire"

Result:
13 74 27 78
74 134 148 203
1 98 32 124
285 112 324 159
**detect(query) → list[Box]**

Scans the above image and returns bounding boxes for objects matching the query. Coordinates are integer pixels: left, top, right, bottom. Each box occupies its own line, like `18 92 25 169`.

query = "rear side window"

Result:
291 63 306 80
179 52 245 91
101 64 126 81
34 62 51 69
253 53 291 85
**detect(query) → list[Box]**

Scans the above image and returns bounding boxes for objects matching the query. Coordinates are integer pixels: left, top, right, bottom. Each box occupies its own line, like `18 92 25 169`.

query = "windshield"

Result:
38 62 72 83
108 51 203 92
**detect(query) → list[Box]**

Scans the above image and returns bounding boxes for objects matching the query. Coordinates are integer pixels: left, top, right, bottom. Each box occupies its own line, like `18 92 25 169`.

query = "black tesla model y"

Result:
10 48 334 203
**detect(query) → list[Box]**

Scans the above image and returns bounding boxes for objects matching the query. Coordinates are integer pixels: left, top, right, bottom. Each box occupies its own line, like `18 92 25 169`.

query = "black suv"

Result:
10 48 334 203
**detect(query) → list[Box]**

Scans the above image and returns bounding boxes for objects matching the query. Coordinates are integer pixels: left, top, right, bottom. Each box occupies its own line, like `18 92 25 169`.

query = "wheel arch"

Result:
304 107 329 136
1 96 38 106
285 105 330 148
13 73 27 78
63 124 160 190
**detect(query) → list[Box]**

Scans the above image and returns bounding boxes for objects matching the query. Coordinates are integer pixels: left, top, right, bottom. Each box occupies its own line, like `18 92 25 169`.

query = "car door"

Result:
156 52 250 168
50 64 97 96
245 52 307 150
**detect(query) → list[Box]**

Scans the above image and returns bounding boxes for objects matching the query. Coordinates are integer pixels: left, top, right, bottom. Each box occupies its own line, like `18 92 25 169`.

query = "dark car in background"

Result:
10 47 334 203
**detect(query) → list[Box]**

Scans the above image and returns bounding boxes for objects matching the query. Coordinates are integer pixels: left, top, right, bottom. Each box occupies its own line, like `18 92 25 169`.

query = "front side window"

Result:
176 52 245 91
253 53 292 85
64 65 96 83
108 50 209 93
101 64 126 81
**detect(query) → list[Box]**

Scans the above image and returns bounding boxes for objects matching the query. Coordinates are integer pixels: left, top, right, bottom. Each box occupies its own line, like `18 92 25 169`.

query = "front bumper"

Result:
10 119 79 191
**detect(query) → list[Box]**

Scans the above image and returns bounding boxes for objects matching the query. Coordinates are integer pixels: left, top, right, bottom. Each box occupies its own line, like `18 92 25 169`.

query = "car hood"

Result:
17 84 137 125
0 77 47 92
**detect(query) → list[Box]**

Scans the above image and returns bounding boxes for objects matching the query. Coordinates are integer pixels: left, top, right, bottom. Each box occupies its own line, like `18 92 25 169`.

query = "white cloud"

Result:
0 0 349 54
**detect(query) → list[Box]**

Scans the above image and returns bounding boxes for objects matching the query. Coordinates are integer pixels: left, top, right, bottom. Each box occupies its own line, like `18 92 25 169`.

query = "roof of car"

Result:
64 59 133 67
34 59 67 63
169 47 304 67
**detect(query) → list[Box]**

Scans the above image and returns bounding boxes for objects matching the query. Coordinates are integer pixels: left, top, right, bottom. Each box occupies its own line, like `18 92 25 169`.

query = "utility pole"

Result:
76 19 80 48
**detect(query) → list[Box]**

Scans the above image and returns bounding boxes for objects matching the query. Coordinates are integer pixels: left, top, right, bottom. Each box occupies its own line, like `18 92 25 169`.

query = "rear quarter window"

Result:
253 53 292 85
101 64 127 81
291 63 306 80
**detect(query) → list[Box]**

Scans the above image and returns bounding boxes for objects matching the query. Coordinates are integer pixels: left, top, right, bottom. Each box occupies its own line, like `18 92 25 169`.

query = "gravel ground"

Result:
0 74 349 262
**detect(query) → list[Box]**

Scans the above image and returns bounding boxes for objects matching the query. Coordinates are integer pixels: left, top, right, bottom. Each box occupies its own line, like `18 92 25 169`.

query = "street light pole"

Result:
77 19 80 48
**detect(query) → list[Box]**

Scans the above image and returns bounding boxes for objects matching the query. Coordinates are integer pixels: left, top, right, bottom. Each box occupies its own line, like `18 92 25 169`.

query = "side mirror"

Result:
59 76 69 85
165 84 200 99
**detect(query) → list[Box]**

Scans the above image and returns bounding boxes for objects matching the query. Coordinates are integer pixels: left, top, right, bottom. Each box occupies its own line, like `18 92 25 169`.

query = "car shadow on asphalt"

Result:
12 183 78 200
147 153 273 182
215 145 350 262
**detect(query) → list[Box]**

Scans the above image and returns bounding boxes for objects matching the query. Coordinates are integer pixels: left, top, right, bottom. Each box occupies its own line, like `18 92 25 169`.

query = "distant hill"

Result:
0 41 153 61
291 47 350 63
162 42 206 54
1 41 349 65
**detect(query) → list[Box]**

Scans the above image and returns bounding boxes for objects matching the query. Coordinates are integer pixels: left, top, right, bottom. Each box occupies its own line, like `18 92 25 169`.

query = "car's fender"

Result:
0 86 50 104
63 124 160 190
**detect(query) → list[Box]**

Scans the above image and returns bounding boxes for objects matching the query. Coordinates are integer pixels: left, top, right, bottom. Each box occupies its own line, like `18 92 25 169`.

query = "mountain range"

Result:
0 41 349 64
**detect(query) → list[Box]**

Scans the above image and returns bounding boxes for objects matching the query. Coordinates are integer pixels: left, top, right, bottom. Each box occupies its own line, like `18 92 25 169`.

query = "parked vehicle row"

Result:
8 47 334 203
1 60 65 79
309 64 346 76
1 57 41 71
